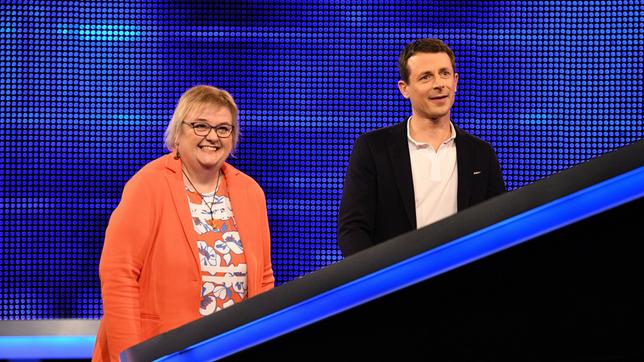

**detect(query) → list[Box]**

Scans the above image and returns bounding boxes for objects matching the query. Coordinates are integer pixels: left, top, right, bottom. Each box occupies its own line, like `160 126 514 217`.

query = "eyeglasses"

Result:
183 122 234 138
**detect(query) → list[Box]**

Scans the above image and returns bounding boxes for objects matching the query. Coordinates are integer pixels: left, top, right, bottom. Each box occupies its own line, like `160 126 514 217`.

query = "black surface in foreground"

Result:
228 197 643 361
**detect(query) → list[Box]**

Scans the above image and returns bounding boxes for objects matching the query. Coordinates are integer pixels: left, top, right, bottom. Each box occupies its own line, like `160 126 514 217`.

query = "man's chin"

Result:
418 112 451 122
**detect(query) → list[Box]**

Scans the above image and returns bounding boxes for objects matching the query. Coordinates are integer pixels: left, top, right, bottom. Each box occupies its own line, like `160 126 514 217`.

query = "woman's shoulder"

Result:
223 163 264 194
125 153 175 189
138 153 174 174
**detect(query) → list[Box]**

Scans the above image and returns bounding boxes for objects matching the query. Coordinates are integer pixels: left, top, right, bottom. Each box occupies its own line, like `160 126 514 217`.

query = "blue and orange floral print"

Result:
185 177 247 316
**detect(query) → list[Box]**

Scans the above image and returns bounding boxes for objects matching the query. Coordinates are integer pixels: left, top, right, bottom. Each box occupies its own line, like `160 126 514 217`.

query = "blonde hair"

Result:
164 85 240 151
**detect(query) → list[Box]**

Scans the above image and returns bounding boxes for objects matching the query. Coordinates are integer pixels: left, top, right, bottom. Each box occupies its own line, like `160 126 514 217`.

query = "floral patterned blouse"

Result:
185 176 248 316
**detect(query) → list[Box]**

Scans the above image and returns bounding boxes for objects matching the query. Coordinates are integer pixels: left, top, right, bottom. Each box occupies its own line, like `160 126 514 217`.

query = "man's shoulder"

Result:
455 125 494 150
357 120 406 144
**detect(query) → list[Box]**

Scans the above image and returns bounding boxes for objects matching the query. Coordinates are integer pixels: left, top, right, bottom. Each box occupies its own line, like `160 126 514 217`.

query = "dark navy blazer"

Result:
338 119 506 257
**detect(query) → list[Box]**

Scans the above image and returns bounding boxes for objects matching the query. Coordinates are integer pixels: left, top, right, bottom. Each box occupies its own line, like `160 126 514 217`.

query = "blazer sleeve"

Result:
338 135 378 257
486 145 506 198
99 173 155 361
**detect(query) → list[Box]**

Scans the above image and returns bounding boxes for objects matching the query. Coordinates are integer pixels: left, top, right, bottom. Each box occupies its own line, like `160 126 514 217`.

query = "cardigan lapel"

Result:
387 119 417 229
221 163 259 297
455 125 473 211
164 154 201 275
163 157 259 294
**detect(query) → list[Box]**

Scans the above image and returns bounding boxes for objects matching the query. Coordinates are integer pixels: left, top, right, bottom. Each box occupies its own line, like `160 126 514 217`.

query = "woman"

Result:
93 85 274 361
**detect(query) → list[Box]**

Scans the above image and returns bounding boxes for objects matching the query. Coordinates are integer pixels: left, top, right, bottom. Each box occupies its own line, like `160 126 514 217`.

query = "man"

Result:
338 38 505 257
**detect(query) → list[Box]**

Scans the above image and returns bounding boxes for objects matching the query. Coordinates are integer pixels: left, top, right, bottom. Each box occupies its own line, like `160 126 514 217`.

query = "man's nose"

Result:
432 78 446 89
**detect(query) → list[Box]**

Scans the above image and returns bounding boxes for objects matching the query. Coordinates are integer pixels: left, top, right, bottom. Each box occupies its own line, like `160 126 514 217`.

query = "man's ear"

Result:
398 80 410 99
454 73 459 92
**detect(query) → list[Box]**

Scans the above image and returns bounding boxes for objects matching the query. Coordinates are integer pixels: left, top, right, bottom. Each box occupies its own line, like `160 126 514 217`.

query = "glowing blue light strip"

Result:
0 336 96 359
157 166 644 362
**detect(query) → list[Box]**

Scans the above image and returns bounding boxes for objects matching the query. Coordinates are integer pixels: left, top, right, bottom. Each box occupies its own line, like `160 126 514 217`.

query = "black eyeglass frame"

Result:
182 121 235 138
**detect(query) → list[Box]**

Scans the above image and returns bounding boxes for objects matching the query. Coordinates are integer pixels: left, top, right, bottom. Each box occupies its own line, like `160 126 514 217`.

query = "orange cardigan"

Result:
93 153 274 361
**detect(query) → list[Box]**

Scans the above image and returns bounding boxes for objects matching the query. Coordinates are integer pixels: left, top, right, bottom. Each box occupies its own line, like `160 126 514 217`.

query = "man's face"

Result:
398 52 459 121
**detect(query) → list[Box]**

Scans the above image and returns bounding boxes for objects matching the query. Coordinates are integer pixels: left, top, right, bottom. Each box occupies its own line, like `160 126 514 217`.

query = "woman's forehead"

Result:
185 102 232 121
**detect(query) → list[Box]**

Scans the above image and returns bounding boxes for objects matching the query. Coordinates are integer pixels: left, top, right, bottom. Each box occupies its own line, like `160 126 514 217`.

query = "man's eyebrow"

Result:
417 67 451 77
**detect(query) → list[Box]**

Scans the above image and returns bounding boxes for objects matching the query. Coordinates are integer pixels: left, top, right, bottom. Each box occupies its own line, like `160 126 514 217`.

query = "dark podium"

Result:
123 140 643 361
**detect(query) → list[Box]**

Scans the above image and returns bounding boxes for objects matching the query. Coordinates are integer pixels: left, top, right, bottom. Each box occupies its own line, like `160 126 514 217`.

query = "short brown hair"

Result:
164 85 240 151
398 38 456 83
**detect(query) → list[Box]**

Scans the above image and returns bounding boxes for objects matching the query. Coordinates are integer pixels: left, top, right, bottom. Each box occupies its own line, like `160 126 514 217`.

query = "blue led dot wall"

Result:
1 1 642 319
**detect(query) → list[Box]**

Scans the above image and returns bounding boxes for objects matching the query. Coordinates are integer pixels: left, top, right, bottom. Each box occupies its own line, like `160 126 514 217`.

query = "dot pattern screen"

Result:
1 1 642 319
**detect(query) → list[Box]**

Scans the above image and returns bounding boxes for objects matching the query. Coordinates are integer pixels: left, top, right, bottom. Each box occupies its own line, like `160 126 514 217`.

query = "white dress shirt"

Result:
407 119 458 229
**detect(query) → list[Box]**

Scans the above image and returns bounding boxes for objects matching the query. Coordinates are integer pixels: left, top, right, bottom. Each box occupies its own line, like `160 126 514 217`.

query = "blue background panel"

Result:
1 1 642 320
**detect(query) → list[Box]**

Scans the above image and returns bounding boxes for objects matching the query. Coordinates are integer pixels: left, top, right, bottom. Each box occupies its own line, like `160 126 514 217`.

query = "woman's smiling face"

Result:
176 105 234 175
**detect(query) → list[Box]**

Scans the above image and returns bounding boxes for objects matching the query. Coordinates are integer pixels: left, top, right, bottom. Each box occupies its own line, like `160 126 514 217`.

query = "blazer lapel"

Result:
388 119 416 229
164 154 201 275
455 126 473 211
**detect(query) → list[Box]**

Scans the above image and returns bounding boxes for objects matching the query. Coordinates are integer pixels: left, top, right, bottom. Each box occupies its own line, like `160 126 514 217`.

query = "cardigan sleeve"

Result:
257 186 275 292
99 172 156 361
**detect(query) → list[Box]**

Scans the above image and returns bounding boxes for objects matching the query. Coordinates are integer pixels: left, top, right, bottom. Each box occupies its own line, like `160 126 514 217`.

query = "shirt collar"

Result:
406 116 457 148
